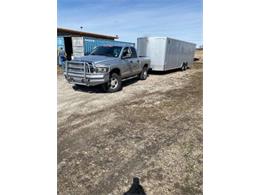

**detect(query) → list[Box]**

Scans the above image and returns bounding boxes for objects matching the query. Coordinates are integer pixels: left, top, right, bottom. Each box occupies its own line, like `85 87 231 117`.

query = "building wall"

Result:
57 36 65 50
83 37 135 55
57 36 135 56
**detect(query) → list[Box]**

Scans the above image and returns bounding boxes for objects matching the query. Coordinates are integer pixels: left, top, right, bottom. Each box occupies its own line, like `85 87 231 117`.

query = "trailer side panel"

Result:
137 37 196 71
164 38 196 71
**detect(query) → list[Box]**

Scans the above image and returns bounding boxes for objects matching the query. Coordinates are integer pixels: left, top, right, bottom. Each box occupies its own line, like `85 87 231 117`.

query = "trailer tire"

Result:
181 62 188 71
185 62 189 70
102 73 122 93
139 66 148 80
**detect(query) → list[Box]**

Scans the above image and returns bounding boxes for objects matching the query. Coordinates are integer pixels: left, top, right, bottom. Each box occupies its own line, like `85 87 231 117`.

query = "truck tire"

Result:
139 66 148 80
102 73 122 93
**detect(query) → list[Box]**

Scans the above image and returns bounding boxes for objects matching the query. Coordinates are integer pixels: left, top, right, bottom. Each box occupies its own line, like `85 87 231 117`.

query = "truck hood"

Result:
75 55 117 64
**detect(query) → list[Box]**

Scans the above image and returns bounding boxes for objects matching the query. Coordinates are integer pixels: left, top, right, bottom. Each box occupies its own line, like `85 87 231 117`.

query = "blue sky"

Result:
58 0 202 46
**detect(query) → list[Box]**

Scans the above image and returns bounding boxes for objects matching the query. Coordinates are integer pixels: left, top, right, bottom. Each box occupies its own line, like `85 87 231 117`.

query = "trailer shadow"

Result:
149 67 184 75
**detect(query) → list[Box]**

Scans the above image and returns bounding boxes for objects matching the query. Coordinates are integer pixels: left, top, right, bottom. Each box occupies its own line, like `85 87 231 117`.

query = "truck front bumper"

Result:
64 73 109 86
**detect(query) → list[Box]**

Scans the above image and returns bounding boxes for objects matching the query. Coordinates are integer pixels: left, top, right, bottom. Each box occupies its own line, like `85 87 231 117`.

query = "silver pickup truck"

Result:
64 46 150 92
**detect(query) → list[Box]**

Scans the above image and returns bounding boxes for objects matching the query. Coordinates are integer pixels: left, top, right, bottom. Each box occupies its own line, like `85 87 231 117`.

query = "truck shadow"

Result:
72 77 140 93
123 77 139 87
72 67 189 94
72 85 104 93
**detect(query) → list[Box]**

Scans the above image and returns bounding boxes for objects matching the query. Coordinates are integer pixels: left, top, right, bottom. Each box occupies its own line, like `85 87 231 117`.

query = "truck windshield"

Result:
90 46 122 58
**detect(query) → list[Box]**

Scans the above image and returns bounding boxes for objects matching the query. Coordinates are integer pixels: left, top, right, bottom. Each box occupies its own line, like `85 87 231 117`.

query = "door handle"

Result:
129 60 133 63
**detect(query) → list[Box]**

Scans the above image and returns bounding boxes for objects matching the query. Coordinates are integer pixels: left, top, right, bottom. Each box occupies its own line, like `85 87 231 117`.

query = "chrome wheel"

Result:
103 73 122 93
140 66 148 80
110 77 119 89
143 69 148 79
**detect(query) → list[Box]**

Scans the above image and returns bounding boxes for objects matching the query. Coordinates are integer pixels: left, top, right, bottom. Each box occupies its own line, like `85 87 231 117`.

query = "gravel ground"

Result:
58 62 203 195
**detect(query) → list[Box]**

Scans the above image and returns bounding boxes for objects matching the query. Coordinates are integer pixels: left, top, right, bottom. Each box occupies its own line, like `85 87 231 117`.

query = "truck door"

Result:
129 47 141 74
121 47 133 77
121 47 139 76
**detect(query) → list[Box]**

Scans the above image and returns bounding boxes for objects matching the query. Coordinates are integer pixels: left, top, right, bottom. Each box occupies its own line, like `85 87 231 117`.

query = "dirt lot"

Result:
58 62 203 195
194 49 203 63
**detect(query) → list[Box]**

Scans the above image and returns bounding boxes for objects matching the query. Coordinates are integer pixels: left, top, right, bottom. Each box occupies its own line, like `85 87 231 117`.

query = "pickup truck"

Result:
64 46 150 92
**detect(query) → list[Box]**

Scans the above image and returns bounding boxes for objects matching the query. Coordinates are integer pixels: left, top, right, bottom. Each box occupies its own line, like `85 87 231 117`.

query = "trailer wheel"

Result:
185 62 189 70
102 73 122 93
139 66 148 80
181 62 188 71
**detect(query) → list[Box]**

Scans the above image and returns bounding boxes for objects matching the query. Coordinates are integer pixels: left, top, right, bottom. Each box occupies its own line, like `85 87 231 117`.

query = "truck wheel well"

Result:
110 68 121 76
143 64 148 68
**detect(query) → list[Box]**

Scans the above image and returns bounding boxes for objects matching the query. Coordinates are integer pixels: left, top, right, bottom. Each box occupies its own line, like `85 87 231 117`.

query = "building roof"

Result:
57 27 118 40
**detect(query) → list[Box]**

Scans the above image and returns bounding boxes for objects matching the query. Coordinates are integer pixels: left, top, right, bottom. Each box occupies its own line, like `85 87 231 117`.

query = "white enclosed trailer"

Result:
137 37 196 71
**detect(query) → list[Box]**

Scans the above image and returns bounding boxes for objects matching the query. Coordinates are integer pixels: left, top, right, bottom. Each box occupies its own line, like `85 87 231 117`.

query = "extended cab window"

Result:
122 47 132 59
130 47 137 58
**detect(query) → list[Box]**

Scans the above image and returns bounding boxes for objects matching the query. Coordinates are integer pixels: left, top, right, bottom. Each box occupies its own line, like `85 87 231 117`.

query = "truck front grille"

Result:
65 61 94 77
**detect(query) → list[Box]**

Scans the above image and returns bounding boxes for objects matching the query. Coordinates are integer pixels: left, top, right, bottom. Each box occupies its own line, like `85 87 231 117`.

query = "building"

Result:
57 27 134 62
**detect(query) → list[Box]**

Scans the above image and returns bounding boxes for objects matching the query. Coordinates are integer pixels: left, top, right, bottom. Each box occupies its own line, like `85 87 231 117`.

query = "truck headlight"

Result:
95 67 109 73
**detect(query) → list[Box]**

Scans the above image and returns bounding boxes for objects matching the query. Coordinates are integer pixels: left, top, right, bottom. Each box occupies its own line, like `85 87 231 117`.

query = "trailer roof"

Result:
138 36 196 46
57 27 119 40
